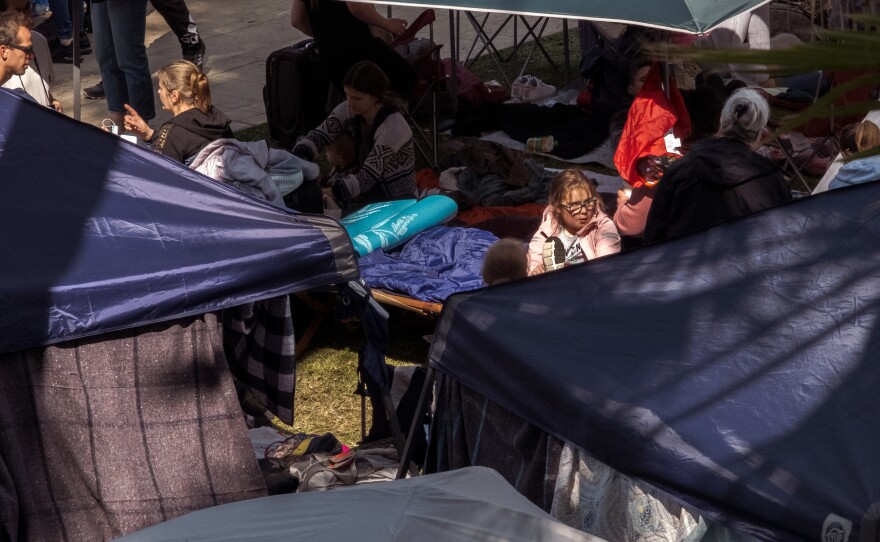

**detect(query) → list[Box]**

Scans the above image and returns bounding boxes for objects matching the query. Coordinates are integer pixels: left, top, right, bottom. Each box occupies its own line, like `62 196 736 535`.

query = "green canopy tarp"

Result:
347 0 770 34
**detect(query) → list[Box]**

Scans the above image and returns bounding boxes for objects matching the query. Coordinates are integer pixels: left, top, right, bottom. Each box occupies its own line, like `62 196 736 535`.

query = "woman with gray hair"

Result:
643 88 791 243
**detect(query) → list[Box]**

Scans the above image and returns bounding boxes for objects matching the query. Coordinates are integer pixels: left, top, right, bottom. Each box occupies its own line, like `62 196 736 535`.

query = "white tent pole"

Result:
71 0 81 120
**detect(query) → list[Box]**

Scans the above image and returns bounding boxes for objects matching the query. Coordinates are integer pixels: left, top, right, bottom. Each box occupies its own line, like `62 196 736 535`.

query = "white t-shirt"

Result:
2 31 55 107
559 230 586 265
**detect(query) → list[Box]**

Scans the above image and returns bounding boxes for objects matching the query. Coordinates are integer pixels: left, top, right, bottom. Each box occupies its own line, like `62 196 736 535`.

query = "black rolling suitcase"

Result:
263 39 331 149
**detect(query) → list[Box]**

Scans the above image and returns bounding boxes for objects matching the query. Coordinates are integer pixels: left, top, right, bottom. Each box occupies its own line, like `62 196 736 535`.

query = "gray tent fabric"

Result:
116 467 604 542
0 313 267 541
345 0 771 34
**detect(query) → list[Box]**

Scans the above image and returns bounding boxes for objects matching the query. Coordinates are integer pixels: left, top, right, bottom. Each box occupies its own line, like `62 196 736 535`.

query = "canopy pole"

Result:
71 0 81 120
396 366 435 479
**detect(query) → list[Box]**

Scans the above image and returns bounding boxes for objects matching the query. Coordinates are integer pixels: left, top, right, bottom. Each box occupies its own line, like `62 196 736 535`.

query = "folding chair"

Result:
458 12 571 87
774 69 876 192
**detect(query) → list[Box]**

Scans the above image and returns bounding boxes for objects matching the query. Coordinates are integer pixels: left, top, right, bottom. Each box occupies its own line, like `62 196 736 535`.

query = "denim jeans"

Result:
92 0 155 119
48 0 84 41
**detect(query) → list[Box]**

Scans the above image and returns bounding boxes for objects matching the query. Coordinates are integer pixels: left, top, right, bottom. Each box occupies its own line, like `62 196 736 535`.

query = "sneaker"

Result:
182 37 206 71
510 75 529 101
542 236 566 272
52 39 89 64
84 81 105 100
522 76 556 103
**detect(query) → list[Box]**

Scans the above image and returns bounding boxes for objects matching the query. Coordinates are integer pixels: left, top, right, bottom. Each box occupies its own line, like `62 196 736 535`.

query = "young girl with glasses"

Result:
527 168 621 275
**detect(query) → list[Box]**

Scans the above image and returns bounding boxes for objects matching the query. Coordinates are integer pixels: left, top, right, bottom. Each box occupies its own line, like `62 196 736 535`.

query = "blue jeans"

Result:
92 0 155 119
48 0 84 41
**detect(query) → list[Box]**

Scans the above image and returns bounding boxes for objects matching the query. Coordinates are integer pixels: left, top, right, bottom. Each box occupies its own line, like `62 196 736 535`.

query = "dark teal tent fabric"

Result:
429 182 880 541
347 0 770 34
0 88 358 354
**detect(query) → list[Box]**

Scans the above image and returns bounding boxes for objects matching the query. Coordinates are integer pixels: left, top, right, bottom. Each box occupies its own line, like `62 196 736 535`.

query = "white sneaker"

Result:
522 76 556 103
542 236 566 271
511 75 530 100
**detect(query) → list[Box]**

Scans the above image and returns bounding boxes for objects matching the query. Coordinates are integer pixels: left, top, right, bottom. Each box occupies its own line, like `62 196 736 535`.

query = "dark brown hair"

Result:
343 60 402 107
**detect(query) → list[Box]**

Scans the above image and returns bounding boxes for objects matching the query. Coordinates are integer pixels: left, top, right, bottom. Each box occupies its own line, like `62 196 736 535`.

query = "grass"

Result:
263 302 434 447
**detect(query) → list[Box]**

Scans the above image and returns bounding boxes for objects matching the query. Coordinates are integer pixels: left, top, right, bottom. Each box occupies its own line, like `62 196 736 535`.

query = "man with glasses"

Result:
1 0 62 110
0 10 32 87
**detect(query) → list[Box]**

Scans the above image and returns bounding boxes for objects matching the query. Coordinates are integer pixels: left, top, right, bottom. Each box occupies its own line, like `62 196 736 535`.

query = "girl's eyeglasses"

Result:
560 197 597 214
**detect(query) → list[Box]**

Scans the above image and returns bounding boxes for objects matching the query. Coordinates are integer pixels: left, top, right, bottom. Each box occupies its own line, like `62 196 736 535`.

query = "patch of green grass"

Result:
290 311 431 446
463 27 581 90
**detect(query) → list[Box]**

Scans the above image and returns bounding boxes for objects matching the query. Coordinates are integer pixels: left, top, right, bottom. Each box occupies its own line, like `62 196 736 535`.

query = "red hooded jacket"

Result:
613 62 691 188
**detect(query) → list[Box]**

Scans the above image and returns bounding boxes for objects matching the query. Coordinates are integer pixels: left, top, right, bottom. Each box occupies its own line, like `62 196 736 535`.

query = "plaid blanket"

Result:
223 295 296 425
0 313 267 541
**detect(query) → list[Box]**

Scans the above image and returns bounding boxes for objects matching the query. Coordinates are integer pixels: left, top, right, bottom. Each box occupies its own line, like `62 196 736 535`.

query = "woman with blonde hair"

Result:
829 121 880 190
123 60 233 164
527 169 621 275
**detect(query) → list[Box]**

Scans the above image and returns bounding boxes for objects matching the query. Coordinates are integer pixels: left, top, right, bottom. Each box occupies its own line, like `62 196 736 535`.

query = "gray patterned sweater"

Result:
293 102 416 204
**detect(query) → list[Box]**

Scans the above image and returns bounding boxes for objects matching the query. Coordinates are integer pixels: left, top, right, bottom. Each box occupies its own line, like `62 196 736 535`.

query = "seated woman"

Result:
123 60 233 165
290 0 417 99
829 121 880 190
527 169 621 275
293 60 416 210
644 89 792 243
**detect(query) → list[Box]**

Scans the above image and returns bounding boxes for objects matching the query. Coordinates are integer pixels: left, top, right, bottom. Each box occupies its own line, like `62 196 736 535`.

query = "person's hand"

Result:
385 17 407 36
616 188 631 209
636 155 667 185
123 104 153 140
51 99 63 113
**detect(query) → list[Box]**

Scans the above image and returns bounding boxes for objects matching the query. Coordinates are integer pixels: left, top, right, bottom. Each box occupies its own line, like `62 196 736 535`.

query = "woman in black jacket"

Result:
644 88 791 243
123 60 233 165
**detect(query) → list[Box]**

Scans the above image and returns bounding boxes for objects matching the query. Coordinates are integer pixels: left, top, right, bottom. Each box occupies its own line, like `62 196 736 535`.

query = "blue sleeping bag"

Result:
358 226 499 303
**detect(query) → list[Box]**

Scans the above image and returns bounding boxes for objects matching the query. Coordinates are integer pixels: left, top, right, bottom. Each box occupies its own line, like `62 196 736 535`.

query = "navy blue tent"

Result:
427 181 880 541
0 89 403 539
1 88 358 354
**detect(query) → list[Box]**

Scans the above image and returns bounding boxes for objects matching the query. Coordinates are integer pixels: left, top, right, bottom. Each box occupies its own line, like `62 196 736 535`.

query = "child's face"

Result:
558 187 597 235
326 147 344 168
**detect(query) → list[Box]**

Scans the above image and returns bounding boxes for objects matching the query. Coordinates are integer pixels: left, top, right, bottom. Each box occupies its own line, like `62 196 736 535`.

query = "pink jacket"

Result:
527 207 621 274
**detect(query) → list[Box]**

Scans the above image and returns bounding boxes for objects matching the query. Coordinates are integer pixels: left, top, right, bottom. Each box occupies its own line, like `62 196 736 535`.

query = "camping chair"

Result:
457 12 571 88
772 69 878 192
393 9 450 167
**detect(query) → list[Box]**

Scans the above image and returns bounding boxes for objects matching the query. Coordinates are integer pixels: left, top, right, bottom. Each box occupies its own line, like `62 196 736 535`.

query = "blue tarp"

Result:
430 182 880 541
0 89 358 354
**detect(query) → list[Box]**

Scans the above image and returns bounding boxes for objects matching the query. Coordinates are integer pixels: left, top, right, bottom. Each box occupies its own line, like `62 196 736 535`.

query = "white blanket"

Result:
481 130 617 169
